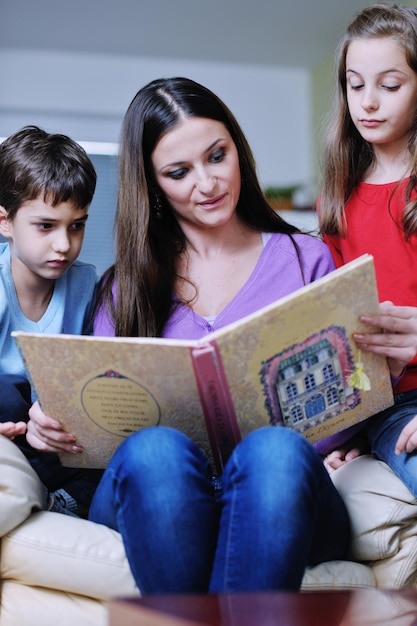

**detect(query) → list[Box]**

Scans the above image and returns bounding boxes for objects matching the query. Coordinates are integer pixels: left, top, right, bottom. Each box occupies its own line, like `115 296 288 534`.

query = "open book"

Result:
14 254 393 472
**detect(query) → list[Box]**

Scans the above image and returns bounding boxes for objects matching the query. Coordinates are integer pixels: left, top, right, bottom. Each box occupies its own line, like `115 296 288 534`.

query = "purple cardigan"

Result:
95 233 335 338
94 232 354 454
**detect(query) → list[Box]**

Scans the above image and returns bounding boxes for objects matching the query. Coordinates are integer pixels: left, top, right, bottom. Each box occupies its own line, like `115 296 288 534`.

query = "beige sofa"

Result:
1 435 417 626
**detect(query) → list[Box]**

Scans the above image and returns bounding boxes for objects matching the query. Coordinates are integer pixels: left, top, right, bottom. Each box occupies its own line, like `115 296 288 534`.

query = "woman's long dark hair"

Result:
97 77 302 337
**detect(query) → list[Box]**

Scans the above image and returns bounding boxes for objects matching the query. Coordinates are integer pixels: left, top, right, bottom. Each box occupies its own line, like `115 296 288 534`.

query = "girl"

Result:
319 4 417 490
27 77 350 593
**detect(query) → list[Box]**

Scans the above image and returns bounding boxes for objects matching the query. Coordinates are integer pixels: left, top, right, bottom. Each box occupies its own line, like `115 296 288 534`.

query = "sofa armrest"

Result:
331 455 417 587
0 435 46 536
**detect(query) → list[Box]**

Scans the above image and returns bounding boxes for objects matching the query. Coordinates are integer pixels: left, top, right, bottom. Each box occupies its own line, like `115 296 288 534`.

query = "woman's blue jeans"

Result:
89 426 349 594
366 388 417 497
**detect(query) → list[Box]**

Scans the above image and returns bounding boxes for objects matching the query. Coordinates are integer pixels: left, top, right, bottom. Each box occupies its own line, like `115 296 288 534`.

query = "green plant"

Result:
264 185 300 200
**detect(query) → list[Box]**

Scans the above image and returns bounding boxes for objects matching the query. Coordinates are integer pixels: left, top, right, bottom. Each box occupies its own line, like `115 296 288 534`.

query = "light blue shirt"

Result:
0 243 98 394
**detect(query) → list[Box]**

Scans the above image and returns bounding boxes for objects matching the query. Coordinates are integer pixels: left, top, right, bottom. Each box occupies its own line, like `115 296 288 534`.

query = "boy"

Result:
0 125 101 516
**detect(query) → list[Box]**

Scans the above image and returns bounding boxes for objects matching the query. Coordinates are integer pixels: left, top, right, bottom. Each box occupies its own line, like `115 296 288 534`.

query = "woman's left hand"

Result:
353 301 417 377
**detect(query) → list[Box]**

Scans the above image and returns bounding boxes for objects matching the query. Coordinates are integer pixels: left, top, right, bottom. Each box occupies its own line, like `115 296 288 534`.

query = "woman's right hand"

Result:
26 401 83 454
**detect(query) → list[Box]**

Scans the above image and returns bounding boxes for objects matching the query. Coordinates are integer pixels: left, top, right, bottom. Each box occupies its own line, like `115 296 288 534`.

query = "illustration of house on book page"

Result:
260 325 358 436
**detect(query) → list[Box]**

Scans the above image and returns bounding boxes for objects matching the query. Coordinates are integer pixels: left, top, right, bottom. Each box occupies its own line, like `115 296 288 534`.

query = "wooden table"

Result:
108 587 417 625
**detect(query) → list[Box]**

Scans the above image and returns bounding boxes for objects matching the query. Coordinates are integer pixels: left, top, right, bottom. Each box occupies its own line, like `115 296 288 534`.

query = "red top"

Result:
323 179 417 394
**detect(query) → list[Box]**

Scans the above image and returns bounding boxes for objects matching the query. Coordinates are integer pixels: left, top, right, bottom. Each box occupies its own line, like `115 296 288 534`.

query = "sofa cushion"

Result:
0 581 107 626
1 510 139 600
301 560 376 589
331 455 417 587
319 587 417 624
0 435 46 536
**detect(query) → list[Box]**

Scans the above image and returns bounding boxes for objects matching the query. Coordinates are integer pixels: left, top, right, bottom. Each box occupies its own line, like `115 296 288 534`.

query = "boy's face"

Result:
0 195 88 282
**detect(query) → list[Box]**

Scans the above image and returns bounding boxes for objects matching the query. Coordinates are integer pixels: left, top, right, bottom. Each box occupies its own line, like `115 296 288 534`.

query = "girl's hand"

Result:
322 434 369 474
26 400 83 454
0 421 27 440
323 447 362 474
395 414 417 455
353 301 417 377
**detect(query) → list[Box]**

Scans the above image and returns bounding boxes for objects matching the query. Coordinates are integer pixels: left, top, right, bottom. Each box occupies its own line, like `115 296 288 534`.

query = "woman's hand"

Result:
353 301 417 378
0 421 27 440
26 401 83 454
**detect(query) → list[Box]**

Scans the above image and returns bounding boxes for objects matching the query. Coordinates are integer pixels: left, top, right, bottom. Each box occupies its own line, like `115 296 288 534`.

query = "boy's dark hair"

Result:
0 125 97 219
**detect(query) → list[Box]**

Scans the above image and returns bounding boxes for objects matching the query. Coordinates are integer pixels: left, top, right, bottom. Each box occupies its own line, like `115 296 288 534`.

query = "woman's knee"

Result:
223 427 324 495
110 426 204 475
233 426 318 466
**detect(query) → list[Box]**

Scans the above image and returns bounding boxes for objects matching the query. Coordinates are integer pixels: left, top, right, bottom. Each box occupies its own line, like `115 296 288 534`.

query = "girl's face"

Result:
151 117 241 232
345 37 417 150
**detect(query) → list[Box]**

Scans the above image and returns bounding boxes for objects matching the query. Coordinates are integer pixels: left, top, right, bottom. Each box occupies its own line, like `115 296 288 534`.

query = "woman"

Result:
27 77 349 593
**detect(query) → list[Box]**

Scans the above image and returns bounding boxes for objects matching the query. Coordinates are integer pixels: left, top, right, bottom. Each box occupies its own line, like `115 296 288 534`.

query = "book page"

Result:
210 254 393 445
15 334 208 468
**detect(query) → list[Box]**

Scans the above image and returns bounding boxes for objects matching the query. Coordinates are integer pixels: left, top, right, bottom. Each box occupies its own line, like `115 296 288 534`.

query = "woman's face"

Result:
151 117 241 231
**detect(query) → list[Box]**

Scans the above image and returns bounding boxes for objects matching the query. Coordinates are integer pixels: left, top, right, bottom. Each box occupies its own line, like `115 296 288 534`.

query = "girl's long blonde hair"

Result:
319 3 417 239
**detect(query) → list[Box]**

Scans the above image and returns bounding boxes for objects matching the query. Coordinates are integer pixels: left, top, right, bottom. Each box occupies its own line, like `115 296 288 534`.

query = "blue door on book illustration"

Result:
305 393 326 419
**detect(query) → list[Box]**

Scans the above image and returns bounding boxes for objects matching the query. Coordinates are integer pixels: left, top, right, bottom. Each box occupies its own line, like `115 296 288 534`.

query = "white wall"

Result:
0 48 312 189
0 49 314 274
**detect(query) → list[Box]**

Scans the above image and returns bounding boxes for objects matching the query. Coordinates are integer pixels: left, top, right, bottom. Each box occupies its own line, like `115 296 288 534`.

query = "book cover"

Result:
14 254 393 471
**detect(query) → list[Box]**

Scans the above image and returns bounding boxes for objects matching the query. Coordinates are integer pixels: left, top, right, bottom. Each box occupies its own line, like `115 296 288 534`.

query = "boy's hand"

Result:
354 301 417 377
0 421 27 440
26 401 83 454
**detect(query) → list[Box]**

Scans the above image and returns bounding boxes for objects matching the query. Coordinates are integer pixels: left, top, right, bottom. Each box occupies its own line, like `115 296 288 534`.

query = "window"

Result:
304 373 316 392
323 363 335 384
78 150 118 276
286 382 298 401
